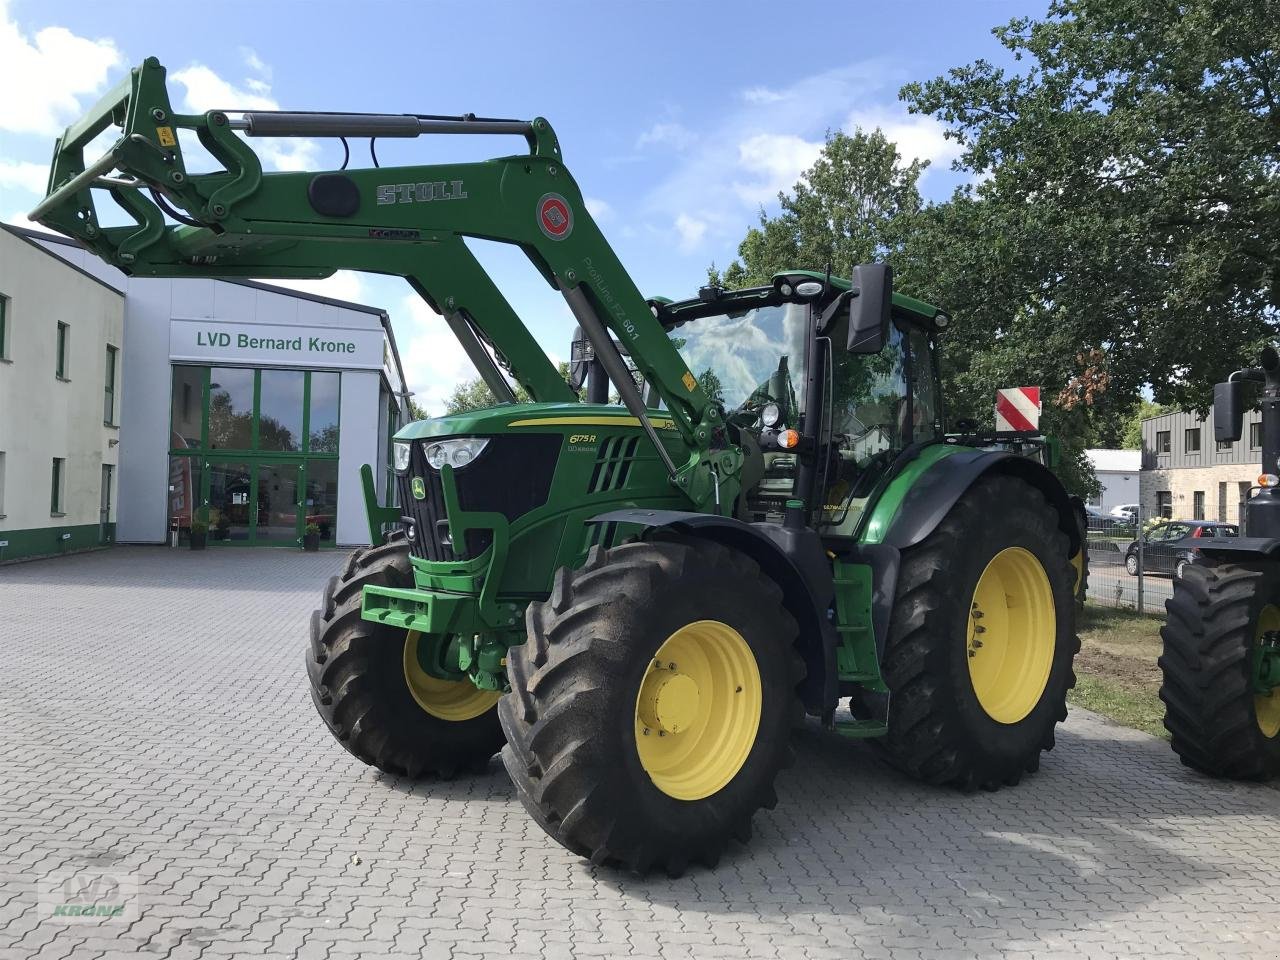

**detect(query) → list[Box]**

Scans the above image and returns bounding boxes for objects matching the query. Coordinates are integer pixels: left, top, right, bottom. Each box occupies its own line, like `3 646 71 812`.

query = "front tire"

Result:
306 537 505 778
875 474 1079 790
1126 552 1139 576
500 536 803 874
1160 563 1280 780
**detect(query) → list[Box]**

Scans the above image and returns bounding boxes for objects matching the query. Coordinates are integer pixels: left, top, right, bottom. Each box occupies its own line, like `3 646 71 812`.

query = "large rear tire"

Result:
306 536 505 778
875 474 1079 790
1160 562 1280 780
500 536 803 874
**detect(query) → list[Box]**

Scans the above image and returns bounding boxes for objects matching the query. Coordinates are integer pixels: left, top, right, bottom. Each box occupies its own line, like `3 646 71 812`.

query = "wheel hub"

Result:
638 667 701 735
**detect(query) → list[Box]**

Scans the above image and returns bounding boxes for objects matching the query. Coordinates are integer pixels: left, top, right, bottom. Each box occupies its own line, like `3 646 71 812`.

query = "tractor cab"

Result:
655 270 948 536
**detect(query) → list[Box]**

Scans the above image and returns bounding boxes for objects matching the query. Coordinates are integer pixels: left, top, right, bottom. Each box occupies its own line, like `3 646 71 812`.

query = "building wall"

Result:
1141 408 1263 469
0 229 125 561
25 230 407 549
1140 463 1259 524
1094 470 1139 511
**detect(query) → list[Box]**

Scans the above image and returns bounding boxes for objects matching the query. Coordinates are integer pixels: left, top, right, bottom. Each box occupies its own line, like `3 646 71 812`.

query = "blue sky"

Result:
0 0 1039 411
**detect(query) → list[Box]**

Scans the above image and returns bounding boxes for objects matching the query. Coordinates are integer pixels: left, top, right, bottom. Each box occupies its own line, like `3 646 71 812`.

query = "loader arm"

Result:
30 56 721 482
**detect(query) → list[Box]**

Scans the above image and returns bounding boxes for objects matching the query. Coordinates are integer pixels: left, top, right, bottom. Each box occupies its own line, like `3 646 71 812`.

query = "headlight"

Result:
424 437 489 471
393 440 412 472
760 402 782 428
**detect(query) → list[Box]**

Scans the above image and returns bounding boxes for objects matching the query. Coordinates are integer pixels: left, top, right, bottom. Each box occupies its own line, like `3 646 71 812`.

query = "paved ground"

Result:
2 547 1278 960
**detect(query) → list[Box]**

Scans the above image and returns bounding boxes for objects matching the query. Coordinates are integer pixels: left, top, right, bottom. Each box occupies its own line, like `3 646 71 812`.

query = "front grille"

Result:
399 435 562 562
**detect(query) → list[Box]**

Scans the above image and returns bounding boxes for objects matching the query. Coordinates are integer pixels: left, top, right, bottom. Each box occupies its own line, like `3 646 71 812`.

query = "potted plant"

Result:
303 522 321 552
189 520 208 551
213 512 230 541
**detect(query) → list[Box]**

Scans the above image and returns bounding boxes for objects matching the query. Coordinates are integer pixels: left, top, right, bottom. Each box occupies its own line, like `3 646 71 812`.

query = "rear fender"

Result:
590 509 836 716
1195 537 1280 563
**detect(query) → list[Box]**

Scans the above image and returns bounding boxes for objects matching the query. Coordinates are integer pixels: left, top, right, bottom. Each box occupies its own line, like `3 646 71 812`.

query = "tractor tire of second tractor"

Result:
1160 562 1280 780
306 531 506 778
500 534 804 874
871 473 1080 790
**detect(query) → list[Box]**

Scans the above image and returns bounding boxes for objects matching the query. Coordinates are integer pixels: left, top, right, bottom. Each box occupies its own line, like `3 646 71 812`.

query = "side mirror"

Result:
568 326 593 391
847 262 893 354
1213 380 1243 443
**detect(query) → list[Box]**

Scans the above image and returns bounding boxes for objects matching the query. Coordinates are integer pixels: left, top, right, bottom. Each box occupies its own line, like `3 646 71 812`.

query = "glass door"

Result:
206 459 253 543
255 461 303 545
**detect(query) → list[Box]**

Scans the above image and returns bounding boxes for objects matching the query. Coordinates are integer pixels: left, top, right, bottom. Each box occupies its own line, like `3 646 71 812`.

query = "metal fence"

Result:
1084 502 1167 615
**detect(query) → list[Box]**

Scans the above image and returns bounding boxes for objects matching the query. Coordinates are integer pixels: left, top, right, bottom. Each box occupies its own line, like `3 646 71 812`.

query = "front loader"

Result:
1160 348 1280 780
33 57 1085 873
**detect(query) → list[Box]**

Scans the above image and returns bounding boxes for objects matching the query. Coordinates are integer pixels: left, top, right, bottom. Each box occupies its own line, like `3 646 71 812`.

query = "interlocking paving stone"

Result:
2 545 1279 959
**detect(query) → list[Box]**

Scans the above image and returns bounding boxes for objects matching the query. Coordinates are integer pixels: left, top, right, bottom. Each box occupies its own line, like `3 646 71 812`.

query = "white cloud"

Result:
584 196 613 222
0 0 122 136
239 46 271 80
741 86 787 105
846 108 961 171
637 121 696 151
731 133 823 205
0 158 48 194
674 213 708 252
170 61 320 172
395 293 477 416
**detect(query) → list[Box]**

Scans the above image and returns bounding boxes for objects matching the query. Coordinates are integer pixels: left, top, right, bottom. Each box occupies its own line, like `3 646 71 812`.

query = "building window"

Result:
1217 439 1233 451
258 369 305 452
1193 490 1205 520
0 293 8 360
0 451 6 516
55 321 69 379
1156 430 1171 453
1250 421 1263 449
208 367 255 450
104 345 118 425
308 372 341 453
1184 428 1201 453
51 457 65 514
1157 490 1173 518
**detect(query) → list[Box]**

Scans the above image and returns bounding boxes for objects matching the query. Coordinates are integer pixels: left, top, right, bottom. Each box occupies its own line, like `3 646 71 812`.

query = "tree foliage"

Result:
714 0 1277 497
902 0 1280 413
442 363 578 416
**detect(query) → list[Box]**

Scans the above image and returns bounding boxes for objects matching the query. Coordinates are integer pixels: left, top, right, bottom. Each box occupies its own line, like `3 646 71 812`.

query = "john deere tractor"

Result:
34 58 1084 872
1160 348 1280 780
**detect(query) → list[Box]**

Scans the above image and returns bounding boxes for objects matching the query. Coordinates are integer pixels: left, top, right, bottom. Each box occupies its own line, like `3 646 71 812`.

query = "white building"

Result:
0 226 126 561
3 224 409 557
1085 448 1141 513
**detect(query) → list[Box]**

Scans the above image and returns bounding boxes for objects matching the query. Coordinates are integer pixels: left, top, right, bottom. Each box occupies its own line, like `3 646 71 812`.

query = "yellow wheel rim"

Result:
966 547 1057 724
633 620 762 801
1254 606 1280 739
402 631 501 722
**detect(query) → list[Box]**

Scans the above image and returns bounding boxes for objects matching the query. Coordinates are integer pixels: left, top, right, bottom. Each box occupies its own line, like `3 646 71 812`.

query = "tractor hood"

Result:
395 403 681 440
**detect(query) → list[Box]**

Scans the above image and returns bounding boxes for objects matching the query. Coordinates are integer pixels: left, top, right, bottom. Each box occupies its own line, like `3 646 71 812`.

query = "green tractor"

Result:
1161 348 1280 780
34 58 1085 873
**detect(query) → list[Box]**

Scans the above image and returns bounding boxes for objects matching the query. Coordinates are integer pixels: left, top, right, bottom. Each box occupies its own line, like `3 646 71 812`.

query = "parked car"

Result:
1084 504 1135 537
1110 503 1139 521
1124 520 1240 578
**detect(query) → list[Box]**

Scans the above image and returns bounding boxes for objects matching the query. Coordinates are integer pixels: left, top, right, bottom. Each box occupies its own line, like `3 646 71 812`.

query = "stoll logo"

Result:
39 869 139 923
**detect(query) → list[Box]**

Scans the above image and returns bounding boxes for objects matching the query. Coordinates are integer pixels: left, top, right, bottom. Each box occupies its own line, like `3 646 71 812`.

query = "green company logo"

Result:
411 477 427 500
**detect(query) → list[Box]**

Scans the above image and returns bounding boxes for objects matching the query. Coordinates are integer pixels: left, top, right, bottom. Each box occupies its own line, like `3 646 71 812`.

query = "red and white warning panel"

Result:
994 386 1042 433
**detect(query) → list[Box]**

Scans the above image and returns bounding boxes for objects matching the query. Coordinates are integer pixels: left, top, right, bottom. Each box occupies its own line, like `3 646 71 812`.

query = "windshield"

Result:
674 303 809 412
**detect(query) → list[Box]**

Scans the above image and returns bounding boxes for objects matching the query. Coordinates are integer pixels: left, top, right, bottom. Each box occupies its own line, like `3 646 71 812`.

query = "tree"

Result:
902 0 1280 414
713 129 925 288
442 362 578 416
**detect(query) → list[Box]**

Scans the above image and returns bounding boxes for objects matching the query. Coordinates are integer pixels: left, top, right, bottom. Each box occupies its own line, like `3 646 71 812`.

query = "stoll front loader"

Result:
34 58 1085 873
1161 348 1280 780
